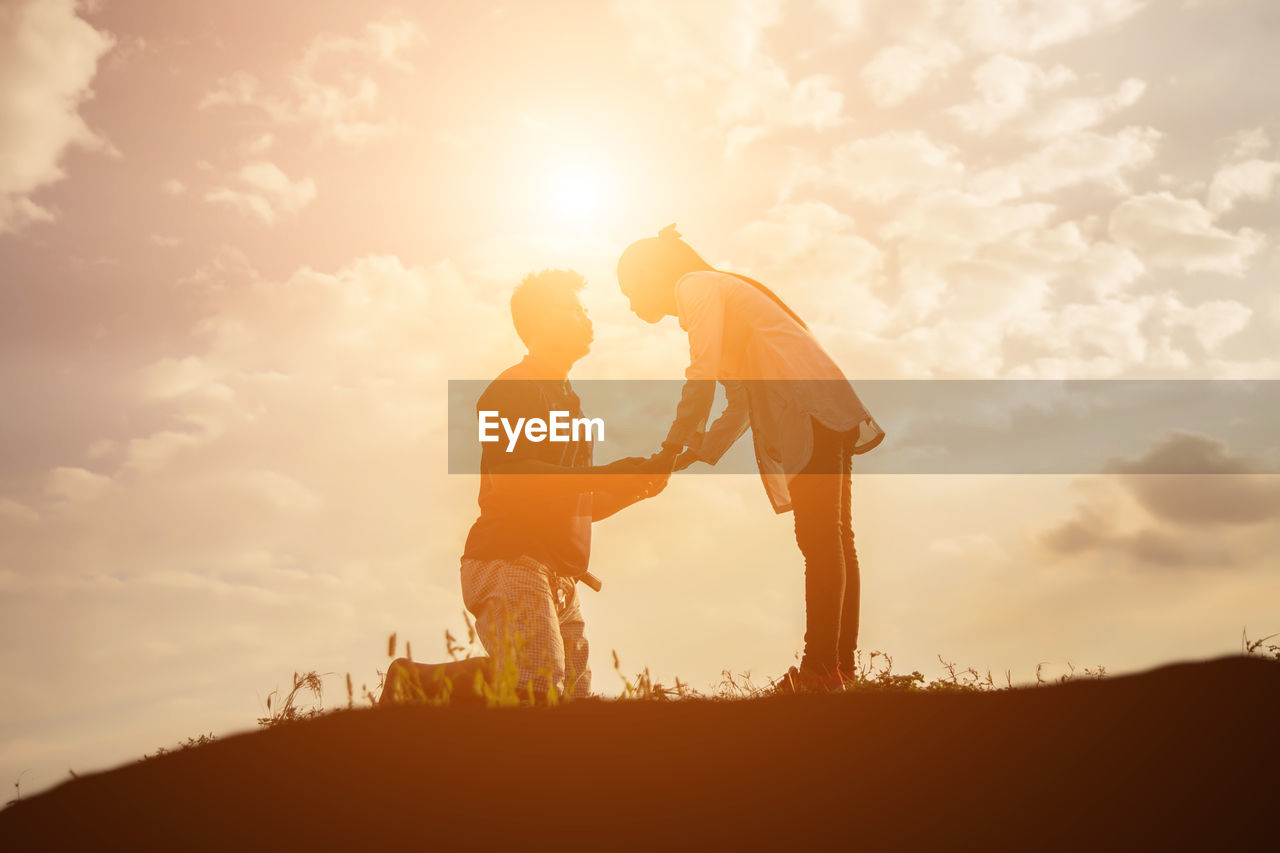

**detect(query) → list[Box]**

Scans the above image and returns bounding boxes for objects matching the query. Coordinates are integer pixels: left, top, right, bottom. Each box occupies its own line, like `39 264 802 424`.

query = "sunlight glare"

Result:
545 159 608 228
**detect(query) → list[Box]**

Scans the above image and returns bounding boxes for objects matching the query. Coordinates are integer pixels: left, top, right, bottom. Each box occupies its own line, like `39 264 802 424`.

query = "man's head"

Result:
617 224 712 324
511 268 593 364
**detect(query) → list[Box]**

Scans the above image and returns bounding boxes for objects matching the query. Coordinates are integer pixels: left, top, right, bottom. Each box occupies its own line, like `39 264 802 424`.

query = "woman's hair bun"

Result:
657 223 682 240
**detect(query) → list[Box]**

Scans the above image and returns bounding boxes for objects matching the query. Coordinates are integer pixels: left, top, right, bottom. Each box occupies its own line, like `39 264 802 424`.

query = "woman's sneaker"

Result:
773 665 845 695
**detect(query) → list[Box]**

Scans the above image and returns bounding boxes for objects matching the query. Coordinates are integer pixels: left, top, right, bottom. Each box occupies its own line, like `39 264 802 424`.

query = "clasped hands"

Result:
596 444 700 502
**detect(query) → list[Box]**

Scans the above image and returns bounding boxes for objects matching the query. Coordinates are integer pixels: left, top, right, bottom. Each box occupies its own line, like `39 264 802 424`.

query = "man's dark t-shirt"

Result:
461 357 593 577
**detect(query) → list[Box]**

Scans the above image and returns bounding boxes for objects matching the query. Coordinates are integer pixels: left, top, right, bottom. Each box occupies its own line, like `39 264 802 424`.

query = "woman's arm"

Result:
691 380 750 465
662 277 726 454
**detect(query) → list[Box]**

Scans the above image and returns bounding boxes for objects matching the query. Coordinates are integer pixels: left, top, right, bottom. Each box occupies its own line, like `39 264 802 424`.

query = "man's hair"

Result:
510 268 587 346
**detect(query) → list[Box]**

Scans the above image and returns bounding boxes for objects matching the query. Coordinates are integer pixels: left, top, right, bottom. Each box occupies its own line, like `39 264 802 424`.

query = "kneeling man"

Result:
459 269 662 701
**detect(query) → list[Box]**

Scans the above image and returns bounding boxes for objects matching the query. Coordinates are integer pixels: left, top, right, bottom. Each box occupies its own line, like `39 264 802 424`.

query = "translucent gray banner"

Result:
446 380 1280 474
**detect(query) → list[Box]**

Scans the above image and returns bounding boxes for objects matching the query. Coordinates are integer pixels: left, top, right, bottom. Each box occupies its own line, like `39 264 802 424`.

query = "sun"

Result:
541 157 612 228
552 168 601 222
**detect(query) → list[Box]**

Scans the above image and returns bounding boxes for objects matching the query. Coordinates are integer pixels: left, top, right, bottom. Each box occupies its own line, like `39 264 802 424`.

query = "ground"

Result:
2 656 1276 850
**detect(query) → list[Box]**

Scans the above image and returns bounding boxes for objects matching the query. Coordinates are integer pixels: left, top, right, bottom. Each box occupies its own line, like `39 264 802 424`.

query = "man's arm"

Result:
590 473 668 521
488 457 648 499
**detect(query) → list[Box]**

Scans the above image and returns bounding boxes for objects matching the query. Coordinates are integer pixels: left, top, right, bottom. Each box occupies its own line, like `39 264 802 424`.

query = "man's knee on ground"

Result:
380 657 492 705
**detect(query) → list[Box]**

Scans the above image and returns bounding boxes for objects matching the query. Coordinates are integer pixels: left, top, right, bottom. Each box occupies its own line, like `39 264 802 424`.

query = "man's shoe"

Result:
773 665 845 695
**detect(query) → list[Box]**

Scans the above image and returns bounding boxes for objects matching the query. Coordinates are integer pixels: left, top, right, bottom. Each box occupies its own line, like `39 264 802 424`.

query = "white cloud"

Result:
610 0 783 86
204 161 316 225
947 54 1075 134
0 498 40 526
0 0 114 232
241 132 275 155
719 68 845 137
122 426 221 475
980 126 1160 199
137 355 232 401
1070 240 1146 299
1016 296 1155 377
1023 77 1147 140
1205 158 1280 215
1109 192 1264 275
827 131 965 203
1223 127 1270 161
136 570 287 604
729 201 888 332
814 0 864 33
1158 294 1252 352
233 469 323 512
860 36 963 107
45 466 111 505
160 178 185 196
199 17 425 146
881 191 1056 249
612 0 844 153
953 0 1149 54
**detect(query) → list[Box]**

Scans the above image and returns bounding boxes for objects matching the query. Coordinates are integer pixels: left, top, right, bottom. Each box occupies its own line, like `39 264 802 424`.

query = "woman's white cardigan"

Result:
663 270 884 513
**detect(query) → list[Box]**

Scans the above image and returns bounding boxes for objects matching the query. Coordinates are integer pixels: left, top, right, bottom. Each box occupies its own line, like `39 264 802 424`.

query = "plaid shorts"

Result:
459 555 591 700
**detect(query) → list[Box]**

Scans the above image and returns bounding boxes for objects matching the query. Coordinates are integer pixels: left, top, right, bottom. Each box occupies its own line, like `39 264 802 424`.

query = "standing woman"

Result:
618 225 884 692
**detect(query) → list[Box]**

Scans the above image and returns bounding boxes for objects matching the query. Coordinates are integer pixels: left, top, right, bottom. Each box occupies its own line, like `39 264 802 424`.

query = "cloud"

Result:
136 355 232 401
947 54 1076 134
977 126 1160 200
1001 296 1153 377
1040 502 1115 555
136 569 287 605
121 426 221 476
952 0 1149 54
814 0 864 34
1104 432 1280 526
719 68 845 157
1040 432 1280 568
610 0 783 86
232 469 323 513
1206 158 1280 215
198 17 425 145
204 161 316 225
0 0 114 233
1041 503 1239 568
728 201 888 332
4 251 500 633
611 0 845 154
1022 77 1147 140
860 36 963 107
1157 294 1251 353
45 466 111 505
0 498 40 526
1109 191 1264 275
826 131 965 203
1222 127 1270 161
881 190 1056 249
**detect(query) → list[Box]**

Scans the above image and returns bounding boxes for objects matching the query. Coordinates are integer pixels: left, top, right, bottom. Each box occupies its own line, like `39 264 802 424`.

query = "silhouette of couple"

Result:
382 226 883 704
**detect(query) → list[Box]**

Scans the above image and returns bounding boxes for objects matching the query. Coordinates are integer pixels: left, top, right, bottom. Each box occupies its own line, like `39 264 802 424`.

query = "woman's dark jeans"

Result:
790 419 859 674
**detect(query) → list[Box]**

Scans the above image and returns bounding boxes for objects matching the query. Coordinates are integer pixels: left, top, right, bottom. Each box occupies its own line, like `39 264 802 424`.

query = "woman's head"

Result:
617 224 712 323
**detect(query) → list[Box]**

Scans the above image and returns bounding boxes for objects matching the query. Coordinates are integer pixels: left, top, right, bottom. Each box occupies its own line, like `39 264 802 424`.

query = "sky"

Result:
2 0 1279 797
